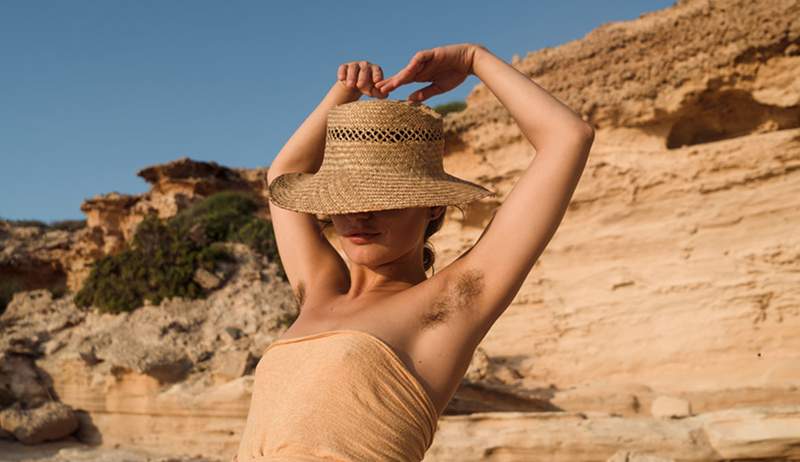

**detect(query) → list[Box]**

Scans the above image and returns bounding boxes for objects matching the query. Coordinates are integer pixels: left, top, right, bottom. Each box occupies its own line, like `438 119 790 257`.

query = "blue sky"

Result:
0 1 675 222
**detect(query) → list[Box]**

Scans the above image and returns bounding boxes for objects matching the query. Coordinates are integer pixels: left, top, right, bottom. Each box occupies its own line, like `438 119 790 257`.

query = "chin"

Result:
345 248 387 267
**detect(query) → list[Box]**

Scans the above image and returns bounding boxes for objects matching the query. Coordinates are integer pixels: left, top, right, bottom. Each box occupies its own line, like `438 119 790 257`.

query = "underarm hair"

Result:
293 281 306 309
420 268 485 330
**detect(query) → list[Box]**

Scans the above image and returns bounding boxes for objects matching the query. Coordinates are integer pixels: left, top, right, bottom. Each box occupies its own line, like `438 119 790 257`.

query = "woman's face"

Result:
330 206 444 267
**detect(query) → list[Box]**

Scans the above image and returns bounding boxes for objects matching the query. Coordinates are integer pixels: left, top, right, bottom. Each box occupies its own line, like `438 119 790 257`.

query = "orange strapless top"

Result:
233 329 440 462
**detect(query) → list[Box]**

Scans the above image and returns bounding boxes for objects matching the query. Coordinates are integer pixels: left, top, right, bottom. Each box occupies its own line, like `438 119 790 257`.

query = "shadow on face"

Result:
329 207 444 267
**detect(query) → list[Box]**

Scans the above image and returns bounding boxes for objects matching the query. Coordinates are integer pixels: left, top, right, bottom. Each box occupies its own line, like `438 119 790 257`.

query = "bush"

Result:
49 219 87 232
74 190 285 314
433 100 467 116
171 190 285 280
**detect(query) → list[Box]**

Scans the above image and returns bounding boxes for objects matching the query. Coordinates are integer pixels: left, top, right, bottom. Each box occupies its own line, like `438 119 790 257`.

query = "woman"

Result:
234 43 594 461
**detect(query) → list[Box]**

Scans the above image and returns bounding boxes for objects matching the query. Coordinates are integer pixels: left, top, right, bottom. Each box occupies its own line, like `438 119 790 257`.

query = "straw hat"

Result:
267 98 495 215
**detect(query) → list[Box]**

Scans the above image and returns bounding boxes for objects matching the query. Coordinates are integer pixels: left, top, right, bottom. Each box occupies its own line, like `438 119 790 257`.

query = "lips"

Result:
344 231 380 243
343 231 379 237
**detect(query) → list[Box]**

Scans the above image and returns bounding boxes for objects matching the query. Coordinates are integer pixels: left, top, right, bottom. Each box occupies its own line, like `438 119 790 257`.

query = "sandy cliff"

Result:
1 0 798 460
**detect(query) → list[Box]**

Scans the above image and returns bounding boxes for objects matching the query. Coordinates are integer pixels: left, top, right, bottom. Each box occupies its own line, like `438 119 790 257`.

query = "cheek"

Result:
382 223 425 250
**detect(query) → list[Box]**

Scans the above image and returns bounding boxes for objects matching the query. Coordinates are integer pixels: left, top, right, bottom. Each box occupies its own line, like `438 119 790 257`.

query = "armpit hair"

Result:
293 281 306 309
420 268 485 330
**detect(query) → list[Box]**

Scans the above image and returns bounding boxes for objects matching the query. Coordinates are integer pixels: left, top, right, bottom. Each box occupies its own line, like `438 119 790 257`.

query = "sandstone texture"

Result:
1 0 798 460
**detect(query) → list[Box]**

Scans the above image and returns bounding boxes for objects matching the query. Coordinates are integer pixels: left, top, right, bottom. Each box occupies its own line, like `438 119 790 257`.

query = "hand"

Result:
375 43 484 102
337 60 389 99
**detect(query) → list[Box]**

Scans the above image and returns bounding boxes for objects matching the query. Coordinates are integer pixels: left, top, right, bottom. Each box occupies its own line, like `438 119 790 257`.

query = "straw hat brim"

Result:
268 170 495 215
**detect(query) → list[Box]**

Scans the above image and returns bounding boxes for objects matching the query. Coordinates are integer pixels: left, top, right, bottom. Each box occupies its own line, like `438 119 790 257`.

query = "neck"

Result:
343 244 427 301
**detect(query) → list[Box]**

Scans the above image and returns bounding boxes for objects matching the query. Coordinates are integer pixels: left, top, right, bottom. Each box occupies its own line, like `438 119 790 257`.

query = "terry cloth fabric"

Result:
232 329 440 462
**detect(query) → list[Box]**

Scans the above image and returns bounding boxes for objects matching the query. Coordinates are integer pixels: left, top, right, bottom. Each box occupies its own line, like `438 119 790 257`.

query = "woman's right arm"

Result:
268 62 387 179
269 83 353 180
266 63 387 309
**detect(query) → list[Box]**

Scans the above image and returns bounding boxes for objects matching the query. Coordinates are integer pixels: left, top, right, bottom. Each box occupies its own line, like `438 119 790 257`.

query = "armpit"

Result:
420 268 485 330
293 281 306 309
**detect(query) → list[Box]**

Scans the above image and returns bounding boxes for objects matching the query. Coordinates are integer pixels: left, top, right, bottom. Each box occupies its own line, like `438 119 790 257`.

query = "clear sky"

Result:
1 1 675 222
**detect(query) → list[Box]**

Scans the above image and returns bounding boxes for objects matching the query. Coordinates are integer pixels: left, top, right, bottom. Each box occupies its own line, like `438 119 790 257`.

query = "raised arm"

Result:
378 44 594 334
266 62 388 309
456 45 594 325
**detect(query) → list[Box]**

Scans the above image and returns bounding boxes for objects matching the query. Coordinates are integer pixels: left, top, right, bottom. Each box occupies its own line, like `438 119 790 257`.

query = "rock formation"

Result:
1 0 798 460
0 157 269 299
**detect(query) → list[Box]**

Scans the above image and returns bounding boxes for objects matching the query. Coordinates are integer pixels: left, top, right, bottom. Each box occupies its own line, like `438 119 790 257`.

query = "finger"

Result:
356 62 369 88
346 63 358 88
378 51 433 92
408 83 443 102
412 49 435 64
374 83 390 96
374 77 393 91
377 72 409 93
337 64 347 82
356 61 373 94
371 64 383 84
357 63 383 98
372 67 390 96
369 82 385 98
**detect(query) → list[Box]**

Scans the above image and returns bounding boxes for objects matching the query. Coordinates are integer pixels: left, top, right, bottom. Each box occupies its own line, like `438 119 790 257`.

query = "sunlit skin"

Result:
329 206 445 301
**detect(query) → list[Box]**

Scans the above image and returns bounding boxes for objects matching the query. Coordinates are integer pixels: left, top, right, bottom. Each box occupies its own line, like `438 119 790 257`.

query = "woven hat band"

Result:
326 126 443 143
319 141 445 177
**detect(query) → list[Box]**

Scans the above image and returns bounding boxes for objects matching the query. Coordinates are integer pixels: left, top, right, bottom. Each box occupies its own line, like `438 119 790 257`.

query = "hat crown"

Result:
320 99 446 178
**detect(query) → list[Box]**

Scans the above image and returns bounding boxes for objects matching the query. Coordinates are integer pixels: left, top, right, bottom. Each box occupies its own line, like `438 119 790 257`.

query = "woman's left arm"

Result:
377 43 594 331
450 45 594 324
450 45 594 322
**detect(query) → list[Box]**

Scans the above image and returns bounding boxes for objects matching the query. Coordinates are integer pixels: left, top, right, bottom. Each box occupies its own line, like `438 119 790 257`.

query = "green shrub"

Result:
74 190 285 314
433 100 467 116
172 190 285 279
49 219 87 232
49 284 68 299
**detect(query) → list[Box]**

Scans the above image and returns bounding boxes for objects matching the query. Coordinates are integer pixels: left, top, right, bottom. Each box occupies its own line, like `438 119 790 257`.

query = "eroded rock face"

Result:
2 0 800 460
81 157 267 244
424 0 799 459
0 243 296 452
446 0 800 149
0 222 76 312
0 353 80 445
0 401 79 445
431 0 799 408
425 406 800 462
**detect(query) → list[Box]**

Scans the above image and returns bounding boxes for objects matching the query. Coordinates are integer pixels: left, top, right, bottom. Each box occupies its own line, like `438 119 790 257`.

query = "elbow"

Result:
576 122 595 154
559 120 595 145
577 120 595 141
530 121 595 153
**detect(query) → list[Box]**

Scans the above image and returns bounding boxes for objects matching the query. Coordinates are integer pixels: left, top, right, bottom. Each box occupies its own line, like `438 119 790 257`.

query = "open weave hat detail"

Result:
268 98 495 215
